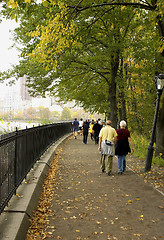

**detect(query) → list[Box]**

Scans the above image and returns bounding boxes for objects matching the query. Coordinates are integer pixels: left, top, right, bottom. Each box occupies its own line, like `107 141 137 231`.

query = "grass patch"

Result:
131 132 164 167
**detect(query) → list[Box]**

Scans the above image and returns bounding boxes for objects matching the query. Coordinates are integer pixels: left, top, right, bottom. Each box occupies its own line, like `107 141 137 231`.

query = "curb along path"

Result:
26 135 164 240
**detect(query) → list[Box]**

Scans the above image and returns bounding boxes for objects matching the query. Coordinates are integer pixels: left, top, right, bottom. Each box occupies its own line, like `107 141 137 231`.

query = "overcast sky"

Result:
0 18 19 99
0 18 19 71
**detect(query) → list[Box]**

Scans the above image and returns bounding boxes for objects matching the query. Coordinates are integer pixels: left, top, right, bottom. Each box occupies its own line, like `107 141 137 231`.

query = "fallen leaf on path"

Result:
136 198 140 201
120 226 128 230
96 221 101 224
133 233 142 236
158 206 164 209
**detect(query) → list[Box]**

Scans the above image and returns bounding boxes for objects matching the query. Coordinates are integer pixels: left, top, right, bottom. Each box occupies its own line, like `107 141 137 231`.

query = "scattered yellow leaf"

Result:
134 233 142 236
96 221 101 224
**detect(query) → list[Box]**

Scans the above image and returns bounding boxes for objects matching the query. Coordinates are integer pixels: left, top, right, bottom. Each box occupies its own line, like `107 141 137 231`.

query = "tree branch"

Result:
67 2 156 12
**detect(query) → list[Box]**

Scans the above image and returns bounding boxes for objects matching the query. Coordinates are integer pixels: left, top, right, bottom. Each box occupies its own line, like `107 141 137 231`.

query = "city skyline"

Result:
0 18 78 114
0 19 63 112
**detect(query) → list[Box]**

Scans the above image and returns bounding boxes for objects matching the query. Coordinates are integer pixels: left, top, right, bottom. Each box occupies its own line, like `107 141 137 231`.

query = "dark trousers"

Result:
94 133 99 144
83 134 88 144
90 133 94 140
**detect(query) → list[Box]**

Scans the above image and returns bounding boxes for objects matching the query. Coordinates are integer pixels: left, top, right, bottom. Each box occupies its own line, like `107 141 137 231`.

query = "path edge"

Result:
0 133 72 240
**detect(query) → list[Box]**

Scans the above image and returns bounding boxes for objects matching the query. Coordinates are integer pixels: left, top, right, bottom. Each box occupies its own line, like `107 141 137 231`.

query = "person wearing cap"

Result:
98 120 117 176
115 120 134 174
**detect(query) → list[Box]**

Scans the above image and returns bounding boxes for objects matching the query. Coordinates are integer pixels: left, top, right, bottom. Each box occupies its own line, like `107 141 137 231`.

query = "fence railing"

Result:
0 122 72 214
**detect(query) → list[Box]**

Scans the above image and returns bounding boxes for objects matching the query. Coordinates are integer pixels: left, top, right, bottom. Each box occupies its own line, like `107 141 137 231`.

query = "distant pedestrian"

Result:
89 120 95 141
93 120 102 144
98 118 101 125
87 119 91 125
98 120 117 176
79 118 83 135
115 120 134 174
72 118 79 139
83 120 89 144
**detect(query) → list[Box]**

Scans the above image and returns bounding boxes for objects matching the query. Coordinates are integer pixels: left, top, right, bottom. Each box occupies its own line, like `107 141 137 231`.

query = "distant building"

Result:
20 75 32 101
0 99 4 114
3 90 23 113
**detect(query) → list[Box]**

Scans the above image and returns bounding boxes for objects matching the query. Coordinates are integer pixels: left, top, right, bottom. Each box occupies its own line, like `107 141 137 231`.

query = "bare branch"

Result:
67 2 156 12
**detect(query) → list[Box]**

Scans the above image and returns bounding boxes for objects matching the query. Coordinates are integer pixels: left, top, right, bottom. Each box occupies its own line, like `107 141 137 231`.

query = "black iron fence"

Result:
0 122 72 214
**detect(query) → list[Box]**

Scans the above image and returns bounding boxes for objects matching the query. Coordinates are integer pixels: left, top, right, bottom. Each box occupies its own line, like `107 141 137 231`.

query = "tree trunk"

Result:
156 94 164 158
118 57 127 125
108 52 119 129
108 80 117 129
118 90 127 124
155 17 164 157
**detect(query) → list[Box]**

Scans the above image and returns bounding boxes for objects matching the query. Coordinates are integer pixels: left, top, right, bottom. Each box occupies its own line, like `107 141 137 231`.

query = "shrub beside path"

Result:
26 135 164 240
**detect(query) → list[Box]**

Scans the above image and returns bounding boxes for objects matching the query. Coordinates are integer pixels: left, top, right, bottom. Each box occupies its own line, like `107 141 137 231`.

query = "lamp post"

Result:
145 74 164 172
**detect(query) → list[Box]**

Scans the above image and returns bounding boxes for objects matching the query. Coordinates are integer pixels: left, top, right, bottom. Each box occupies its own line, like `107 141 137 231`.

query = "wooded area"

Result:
0 0 163 157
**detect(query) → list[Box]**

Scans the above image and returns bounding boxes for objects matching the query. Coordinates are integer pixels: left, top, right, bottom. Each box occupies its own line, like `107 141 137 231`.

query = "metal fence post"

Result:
14 127 18 195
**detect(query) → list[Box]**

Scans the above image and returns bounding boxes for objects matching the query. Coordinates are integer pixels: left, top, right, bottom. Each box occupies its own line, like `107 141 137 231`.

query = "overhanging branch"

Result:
67 1 156 12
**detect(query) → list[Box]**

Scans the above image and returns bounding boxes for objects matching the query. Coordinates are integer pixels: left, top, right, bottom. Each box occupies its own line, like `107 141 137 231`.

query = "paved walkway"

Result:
27 135 164 240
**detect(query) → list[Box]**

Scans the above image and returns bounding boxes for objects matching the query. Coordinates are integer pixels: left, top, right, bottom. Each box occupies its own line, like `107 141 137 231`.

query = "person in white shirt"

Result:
79 118 83 135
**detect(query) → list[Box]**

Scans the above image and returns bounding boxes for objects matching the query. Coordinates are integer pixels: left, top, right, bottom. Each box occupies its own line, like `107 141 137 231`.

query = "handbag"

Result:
105 140 114 146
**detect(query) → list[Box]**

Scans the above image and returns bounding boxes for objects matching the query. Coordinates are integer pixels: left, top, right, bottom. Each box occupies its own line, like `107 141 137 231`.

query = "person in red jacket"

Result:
115 120 134 174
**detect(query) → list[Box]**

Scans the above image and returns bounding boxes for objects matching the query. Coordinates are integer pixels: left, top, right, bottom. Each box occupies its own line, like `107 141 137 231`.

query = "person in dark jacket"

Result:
72 118 79 139
93 120 102 144
115 120 134 174
83 120 90 144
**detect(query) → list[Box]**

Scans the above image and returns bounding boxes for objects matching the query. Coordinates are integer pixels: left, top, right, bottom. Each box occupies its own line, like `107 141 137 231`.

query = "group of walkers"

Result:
72 118 103 144
72 118 134 176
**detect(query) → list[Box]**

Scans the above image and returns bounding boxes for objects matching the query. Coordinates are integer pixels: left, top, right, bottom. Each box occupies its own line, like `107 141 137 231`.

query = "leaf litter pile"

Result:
127 155 164 194
26 137 164 240
26 148 62 240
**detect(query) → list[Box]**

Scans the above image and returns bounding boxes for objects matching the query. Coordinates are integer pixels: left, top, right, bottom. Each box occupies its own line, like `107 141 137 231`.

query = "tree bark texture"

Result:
155 17 164 157
156 96 164 158
108 52 119 129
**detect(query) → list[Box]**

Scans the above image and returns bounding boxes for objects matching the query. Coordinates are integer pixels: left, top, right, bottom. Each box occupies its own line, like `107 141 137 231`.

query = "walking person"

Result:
83 120 89 144
98 120 117 176
72 118 79 139
89 120 95 141
93 120 102 144
115 120 134 174
79 118 83 135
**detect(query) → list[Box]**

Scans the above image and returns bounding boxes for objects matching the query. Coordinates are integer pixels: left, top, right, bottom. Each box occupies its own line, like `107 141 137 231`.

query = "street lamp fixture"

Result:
145 74 164 172
156 74 164 91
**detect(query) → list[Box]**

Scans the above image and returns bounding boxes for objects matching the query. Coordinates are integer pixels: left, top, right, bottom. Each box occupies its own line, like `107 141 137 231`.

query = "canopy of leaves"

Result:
0 0 163 133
